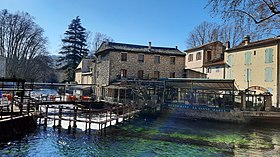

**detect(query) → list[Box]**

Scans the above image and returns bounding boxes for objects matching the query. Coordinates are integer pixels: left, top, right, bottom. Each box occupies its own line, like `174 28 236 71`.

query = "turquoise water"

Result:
1 115 280 157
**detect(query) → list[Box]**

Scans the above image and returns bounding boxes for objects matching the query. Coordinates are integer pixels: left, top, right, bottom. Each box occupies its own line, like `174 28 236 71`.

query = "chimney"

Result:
148 42 152 50
225 41 230 50
244 35 250 45
175 46 178 49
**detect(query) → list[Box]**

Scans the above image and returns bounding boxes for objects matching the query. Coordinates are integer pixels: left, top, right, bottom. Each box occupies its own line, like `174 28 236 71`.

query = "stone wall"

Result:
0 56 6 77
95 54 110 86
108 51 185 82
162 108 246 122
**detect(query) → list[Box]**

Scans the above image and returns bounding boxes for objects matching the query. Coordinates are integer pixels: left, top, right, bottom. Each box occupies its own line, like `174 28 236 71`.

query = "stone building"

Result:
185 41 226 79
225 36 280 107
0 56 6 77
93 41 186 100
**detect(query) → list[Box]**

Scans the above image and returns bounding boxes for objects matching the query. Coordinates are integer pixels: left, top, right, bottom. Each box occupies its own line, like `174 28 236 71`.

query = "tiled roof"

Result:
184 41 223 53
204 60 226 67
96 42 185 56
226 37 280 52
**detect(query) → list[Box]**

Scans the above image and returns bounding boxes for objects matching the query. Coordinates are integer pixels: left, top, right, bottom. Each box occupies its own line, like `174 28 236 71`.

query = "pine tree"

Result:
57 16 88 82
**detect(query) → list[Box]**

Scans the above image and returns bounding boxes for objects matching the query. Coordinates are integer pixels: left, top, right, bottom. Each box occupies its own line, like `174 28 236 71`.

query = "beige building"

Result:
185 41 226 79
75 58 94 84
225 36 280 107
0 56 6 77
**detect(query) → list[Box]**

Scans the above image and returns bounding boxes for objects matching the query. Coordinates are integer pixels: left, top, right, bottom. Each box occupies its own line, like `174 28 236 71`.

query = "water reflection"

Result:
1 115 280 156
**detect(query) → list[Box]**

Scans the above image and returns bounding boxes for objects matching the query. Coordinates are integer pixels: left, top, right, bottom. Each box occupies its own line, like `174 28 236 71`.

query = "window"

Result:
121 53 127 61
265 67 273 82
227 69 232 79
188 54 193 62
245 68 251 82
196 52 201 60
216 66 220 72
138 54 144 62
265 48 273 63
254 51 257 55
154 56 160 64
207 51 212 61
207 67 211 73
120 69 127 78
170 72 175 78
154 71 160 79
170 57 175 64
245 51 251 65
138 70 144 79
227 54 233 66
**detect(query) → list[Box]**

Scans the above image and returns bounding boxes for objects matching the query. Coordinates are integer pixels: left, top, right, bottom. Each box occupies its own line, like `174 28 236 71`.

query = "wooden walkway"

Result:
34 100 141 134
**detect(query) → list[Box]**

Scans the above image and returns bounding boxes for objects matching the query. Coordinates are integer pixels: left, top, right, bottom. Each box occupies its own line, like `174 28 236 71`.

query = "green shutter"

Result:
244 68 251 82
227 69 232 79
269 48 273 63
245 51 251 65
227 55 232 66
265 48 273 63
265 67 273 82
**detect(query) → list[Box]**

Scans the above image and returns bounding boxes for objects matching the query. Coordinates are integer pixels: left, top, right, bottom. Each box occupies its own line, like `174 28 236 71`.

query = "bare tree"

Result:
187 21 219 48
206 0 280 36
186 22 220 48
0 9 51 81
186 20 262 48
207 0 280 24
90 32 113 53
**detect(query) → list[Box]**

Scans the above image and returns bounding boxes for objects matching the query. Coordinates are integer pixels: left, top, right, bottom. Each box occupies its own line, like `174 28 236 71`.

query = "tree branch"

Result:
228 9 279 24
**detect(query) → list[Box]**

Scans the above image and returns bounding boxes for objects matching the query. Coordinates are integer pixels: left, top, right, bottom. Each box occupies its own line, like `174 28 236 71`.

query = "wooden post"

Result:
88 104 92 134
241 92 246 111
27 100 30 115
116 107 119 124
117 89 120 103
44 105 49 128
73 107 77 133
57 106 62 130
85 108 88 134
68 108 71 133
109 107 112 126
11 98 14 119
123 105 125 123
104 111 107 135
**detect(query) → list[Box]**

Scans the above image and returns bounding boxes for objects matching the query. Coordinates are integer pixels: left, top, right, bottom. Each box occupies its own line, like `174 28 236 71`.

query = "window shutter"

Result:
227 55 232 66
265 49 269 63
265 48 273 63
269 48 273 63
265 67 273 82
227 69 232 79
245 51 251 65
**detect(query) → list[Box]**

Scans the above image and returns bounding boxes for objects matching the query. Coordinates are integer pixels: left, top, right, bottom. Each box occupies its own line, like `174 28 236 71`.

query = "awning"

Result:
164 78 237 91
104 85 127 89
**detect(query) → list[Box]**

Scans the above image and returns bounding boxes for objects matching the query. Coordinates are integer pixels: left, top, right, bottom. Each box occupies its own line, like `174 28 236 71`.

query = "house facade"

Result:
75 58 94 84
93 41 186 99
0 56 6 77
184 41 226 79
225 36 280 107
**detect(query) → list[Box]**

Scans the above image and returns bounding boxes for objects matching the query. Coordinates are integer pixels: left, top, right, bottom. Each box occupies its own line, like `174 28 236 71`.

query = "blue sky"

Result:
0 0 221 54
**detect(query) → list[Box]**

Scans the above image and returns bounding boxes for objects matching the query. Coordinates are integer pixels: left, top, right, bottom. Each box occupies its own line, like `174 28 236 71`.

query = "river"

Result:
1 114 280 157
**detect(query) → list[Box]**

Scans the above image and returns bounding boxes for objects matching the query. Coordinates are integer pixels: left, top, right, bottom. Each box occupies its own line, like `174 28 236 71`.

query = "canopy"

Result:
163 78 237 91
